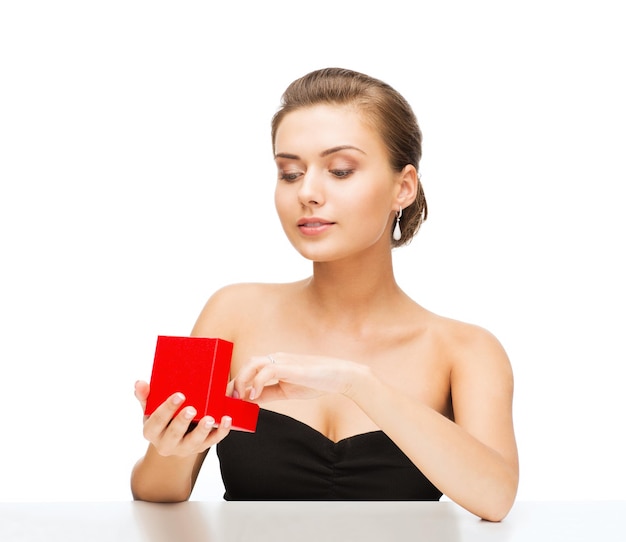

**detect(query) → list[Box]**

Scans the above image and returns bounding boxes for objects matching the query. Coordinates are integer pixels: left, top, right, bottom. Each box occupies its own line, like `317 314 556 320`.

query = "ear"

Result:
394 164 418 209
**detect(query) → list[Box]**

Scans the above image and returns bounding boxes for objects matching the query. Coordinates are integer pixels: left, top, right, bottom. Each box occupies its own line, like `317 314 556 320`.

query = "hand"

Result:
229 353 368 403
134 380 232 457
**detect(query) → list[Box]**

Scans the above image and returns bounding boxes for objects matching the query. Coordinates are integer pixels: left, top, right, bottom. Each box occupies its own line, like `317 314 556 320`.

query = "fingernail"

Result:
203 417 215 429
222 416 232 428
232 389 240 399
184 408 195 420
172 393 185 405
249 388 256 401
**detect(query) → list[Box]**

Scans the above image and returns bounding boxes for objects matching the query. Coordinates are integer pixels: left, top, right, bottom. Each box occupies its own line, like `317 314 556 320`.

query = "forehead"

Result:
274 104 385 156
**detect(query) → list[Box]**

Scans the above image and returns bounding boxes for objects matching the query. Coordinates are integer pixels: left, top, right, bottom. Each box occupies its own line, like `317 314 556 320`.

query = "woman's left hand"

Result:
229 353 368 403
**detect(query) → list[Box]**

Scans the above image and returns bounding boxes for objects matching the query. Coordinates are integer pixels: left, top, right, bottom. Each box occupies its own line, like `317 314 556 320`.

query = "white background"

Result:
1 1 624 503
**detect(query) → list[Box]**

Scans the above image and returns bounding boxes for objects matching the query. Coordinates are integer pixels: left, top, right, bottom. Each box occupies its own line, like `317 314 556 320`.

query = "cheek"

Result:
274 187 293 224
273 185 284 212
353 185 393 216
350 188 395 235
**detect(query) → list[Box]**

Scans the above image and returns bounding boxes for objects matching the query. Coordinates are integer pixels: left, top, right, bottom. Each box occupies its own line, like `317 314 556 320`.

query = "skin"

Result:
131 104 519 521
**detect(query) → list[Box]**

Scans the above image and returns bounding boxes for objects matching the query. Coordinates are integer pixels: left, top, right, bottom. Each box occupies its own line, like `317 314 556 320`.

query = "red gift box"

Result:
144 336 259 432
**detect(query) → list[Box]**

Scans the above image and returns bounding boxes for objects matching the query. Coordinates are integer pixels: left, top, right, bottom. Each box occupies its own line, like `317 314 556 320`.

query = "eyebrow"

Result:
275 145 367 160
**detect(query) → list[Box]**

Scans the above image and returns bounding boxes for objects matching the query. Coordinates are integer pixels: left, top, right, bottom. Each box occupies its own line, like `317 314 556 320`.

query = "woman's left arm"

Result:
347 330 519 522
231 329 518 522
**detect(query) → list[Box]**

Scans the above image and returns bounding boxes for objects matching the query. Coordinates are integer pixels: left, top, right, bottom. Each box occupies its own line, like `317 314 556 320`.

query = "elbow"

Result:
130 457 193 503
479 500 514 523
131 475 193 504
477 474 518 522
132 486 192 503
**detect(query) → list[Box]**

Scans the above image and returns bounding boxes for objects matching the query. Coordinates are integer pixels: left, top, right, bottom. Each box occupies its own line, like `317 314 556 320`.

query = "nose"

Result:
297 169 325 207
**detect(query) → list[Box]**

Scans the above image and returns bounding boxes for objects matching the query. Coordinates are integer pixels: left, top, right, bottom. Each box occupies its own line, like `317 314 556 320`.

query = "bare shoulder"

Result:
416 312 516 458
423 310 518 482
427 312 513 382
190 281 304 340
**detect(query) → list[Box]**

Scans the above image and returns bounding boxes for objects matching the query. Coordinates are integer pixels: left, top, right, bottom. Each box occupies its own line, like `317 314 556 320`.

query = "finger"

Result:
142 392 186 441
233 356 276 400
156 406 197 455
247 383 286 403
185 415 217 445
225 380 237 398
207 415 232 444
184 415 217 447
134 380 150 411
249 364 281 401
182 414 231 454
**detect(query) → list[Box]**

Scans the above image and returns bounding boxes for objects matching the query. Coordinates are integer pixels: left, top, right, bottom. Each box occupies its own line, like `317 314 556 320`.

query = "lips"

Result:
297 217 335 236
299 221 330 227
297 217 334 227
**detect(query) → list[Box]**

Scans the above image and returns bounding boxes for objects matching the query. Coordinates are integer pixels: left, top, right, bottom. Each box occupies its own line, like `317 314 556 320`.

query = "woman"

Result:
131 68 518 521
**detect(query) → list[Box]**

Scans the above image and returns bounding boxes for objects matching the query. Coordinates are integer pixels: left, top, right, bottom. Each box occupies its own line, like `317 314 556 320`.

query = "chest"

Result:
229 308 452 441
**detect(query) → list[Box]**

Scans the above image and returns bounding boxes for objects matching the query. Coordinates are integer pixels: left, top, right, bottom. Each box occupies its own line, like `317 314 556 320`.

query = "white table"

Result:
1 500 624 541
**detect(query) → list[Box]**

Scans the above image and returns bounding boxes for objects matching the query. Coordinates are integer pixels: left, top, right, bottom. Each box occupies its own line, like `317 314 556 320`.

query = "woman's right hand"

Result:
134 380 232 457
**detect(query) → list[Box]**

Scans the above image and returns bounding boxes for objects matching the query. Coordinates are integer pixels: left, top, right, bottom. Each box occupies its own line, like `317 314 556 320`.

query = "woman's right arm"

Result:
131 285 245 501
130 381 232 502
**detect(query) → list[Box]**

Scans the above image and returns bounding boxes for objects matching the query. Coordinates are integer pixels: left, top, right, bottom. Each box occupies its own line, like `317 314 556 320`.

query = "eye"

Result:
279 170 302 182
330 169 354 179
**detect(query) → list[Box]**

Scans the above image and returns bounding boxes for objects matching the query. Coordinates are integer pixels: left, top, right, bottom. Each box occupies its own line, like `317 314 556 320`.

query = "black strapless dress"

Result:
217 409 442 501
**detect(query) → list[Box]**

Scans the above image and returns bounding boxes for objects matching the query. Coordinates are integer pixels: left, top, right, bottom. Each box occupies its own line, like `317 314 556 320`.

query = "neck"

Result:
304 248 404 329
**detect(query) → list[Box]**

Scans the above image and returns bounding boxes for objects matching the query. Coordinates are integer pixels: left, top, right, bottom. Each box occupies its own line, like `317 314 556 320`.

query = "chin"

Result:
286 229 389 263
291 241 380 264
293 247 337 263
286 240 338 262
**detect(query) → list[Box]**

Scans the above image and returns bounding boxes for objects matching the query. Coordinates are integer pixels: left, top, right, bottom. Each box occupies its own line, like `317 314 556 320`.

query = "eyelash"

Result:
279 172 302 182
278 169 355 182
330 169 354 179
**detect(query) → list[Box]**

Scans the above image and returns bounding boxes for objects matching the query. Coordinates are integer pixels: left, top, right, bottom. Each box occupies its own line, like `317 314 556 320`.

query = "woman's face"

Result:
273 104 402 262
